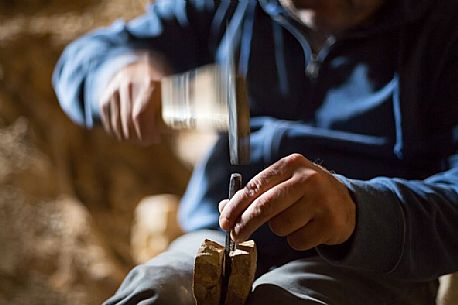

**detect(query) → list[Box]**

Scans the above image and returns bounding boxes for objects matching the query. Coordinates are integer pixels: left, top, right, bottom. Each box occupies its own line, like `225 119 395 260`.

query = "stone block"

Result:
193 239 257 305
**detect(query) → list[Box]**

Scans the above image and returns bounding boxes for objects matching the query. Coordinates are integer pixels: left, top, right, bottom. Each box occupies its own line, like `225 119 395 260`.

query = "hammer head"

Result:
161 64 250 165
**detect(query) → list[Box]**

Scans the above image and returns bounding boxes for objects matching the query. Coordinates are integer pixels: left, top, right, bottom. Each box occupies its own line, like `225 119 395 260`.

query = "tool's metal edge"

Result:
228 73 250 165
220 173 243 305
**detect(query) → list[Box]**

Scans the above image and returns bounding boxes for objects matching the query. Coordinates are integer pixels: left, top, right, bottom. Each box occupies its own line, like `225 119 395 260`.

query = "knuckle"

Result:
284 153 305 166
245 178 263 197
300 168 322 188
305 167 320 179
291 169 311 186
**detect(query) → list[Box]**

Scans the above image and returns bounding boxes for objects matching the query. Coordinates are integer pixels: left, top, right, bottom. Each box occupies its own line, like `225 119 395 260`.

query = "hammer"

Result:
160 63 250 165
161 63 251 304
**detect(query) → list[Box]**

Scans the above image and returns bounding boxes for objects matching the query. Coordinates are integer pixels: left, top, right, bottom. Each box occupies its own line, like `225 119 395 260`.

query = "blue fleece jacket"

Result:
53 0 458 281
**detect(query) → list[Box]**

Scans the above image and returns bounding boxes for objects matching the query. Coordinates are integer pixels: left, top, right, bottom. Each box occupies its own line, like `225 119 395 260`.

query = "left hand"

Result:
219 153 356 251
99 53 166 145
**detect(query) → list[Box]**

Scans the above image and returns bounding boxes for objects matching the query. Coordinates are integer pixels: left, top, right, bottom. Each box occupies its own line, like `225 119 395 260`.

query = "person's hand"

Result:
219 153 356 251
99 55 165 145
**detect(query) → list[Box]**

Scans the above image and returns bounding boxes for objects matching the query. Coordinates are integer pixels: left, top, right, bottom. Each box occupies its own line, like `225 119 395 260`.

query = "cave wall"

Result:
0 1 192 304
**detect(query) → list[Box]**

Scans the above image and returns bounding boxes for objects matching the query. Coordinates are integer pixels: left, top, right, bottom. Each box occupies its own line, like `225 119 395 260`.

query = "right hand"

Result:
99 54 166 145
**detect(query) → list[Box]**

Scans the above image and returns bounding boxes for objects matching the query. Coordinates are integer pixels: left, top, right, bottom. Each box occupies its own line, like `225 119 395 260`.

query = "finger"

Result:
99 84 115 133
120 82 133 139
144 80 162 143
268 198 315 237
218 199 229 214
100 98 111 133
110 92 122 140
99 78 120 134
230 176 306 242
220 155 300 230
286 219 327 251
132 80 155 141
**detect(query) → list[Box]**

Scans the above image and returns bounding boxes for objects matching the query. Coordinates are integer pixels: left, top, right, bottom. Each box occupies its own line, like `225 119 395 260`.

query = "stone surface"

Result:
193 239 225 305
193 239 257 305
0 190 127 305
0 119 127 305
438 273 458 305
131 194 183 264
0 0 194 304
225 240 257 305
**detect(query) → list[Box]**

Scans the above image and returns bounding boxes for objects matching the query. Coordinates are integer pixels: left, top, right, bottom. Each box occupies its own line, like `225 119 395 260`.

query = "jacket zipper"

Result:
305 36 335 80
305 36 336 79
261 3 336 80
278 15 336 80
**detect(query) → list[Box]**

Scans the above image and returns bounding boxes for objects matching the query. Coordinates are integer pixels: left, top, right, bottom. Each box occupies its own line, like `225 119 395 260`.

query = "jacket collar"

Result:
258 0 434 36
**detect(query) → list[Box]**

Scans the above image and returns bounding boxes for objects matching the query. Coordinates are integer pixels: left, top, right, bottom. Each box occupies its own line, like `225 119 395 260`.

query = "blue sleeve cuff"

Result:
316 176 406 274
84 51 143 128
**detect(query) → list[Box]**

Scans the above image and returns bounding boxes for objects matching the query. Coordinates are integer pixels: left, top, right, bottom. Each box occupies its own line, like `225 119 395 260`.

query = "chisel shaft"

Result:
220 173 242 305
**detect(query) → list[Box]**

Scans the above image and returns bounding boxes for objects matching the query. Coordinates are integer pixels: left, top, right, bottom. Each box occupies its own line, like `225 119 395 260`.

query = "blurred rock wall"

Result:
0 1 192 304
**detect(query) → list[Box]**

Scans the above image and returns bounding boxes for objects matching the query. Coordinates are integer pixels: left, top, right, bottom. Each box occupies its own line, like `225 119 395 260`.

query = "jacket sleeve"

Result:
52 0 216 127
317 169 458 281
317 42 458 281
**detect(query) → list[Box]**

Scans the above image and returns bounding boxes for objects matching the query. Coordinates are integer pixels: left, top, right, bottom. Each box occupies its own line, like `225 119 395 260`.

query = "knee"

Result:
248 283 307 305
104 261 195 305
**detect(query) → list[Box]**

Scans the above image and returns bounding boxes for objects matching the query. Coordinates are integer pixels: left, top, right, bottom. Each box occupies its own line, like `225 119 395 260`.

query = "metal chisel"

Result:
220 173 242 305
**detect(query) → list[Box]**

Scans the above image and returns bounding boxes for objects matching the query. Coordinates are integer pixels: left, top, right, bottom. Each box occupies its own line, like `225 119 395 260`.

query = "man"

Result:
53 0 458 304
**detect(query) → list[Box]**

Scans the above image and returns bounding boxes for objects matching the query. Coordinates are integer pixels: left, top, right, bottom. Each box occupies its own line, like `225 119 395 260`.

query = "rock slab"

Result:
193 239 257 305
193 239 225 305
225 240 257 305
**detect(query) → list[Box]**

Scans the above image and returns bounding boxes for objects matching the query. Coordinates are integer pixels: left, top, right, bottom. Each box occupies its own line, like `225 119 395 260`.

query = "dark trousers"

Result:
104 230 438 305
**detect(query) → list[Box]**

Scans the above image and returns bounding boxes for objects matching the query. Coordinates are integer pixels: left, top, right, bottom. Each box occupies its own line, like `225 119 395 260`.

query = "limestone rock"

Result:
131 194 183 264
193 239 225 305
0 0 192 304
0 193 127 305
225 240 257 305
193 239 257 305
438 273 458 305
